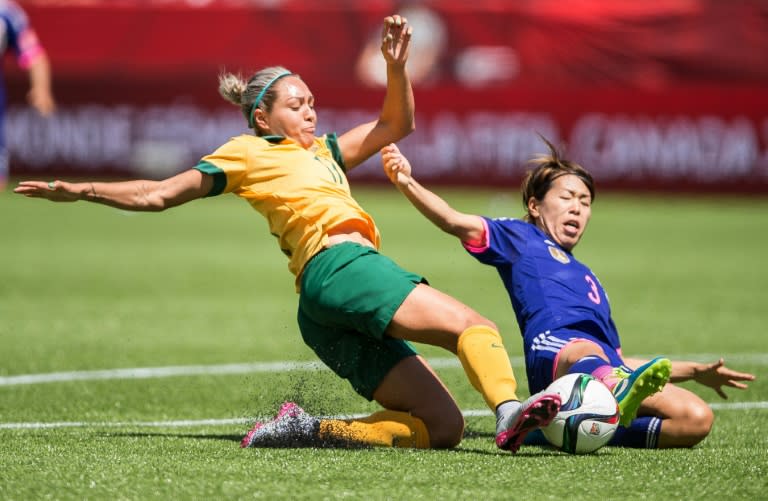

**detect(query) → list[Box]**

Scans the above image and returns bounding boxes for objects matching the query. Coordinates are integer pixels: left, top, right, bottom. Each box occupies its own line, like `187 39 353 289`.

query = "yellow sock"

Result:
457 325 519 409
318 410 430 449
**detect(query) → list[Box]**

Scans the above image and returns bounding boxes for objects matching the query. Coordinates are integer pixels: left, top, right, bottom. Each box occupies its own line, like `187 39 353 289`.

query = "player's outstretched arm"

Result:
381 143 484 243
14 169 213 212
623 357 755 399
339 14 415 170
27 55 55 116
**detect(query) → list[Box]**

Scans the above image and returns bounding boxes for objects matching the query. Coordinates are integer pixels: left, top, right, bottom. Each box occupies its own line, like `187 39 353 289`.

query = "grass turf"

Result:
1 186 766 499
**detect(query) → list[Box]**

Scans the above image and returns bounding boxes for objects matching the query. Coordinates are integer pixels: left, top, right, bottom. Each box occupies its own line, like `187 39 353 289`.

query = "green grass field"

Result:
1 185 767 500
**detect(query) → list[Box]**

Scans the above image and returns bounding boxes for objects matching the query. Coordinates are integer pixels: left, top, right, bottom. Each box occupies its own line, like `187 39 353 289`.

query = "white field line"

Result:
0 361 327 386
2 402 767 430
1 353 766 387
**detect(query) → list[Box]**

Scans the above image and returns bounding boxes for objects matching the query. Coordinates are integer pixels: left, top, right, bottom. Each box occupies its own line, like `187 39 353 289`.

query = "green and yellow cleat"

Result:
613 357 671 427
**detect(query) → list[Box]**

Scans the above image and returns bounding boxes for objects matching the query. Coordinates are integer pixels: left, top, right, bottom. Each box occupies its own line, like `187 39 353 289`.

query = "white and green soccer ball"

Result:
541 373 620 454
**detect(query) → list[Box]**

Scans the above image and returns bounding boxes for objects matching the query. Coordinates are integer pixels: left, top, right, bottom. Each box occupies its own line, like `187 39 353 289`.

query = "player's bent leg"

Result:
242 355 464 449
386 283 496 353
386 285 515 407
370 355 464 449
640 383 714 448
386 284 562 452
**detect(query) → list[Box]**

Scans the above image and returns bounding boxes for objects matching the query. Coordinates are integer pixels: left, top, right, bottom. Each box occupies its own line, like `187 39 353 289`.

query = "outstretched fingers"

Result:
14 180 79 202
699 358 755 399
381 15 412 65
14 181 53 197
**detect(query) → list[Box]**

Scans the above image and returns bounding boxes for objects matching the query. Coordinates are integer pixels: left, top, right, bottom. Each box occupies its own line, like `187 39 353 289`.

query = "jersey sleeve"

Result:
463 217 527 266
4 2 46 68
193 139 247 197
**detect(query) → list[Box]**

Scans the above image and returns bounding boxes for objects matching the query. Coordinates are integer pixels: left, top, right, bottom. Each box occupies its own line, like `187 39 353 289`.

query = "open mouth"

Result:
563 221 580 237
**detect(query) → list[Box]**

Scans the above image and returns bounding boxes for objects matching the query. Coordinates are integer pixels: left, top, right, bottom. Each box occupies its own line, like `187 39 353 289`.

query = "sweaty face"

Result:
528 174 592 251
259 76 317 149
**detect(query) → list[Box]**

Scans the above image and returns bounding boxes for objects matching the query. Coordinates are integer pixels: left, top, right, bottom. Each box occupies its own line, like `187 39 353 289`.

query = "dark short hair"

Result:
521 135 595 221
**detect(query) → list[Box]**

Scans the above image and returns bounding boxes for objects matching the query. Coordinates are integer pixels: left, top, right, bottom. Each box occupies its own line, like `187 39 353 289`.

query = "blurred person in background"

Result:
356 3 447 87
14 14 562 453
381 139 755 449
0 0 55 191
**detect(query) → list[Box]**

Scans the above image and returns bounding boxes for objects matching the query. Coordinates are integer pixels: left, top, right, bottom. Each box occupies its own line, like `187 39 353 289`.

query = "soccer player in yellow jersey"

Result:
14 15 560 453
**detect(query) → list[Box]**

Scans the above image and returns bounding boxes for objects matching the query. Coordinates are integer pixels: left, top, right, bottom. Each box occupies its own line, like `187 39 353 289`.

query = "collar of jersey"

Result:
262 135 287 143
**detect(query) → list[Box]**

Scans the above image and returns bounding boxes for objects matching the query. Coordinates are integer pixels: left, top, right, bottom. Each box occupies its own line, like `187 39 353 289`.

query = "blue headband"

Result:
248 71 292 128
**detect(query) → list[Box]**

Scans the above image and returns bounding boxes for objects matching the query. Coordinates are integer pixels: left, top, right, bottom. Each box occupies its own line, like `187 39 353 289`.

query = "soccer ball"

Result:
541 373 620 454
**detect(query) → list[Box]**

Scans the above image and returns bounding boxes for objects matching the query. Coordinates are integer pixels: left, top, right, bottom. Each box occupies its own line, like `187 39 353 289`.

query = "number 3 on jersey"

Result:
585 274 601 304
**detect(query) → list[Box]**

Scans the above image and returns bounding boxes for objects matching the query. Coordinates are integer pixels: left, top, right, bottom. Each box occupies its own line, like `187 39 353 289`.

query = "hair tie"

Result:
248 71 292 128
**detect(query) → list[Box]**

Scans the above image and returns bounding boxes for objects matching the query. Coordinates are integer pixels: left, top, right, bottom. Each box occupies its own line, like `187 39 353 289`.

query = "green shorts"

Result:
298 242 424 400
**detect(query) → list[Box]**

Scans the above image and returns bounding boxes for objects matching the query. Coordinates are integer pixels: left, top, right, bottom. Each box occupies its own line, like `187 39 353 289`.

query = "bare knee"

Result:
424 405 465 449
659 399 715 448
373 356 465 448
682 401 714 446
555 340 607 378
457 312 497 333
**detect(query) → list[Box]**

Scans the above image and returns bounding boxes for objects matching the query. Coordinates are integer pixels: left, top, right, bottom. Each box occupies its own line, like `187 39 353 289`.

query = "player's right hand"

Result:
381 143 413 188
14 180 81 202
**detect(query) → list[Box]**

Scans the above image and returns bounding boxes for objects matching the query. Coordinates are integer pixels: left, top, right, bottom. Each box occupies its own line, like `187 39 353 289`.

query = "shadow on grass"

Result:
460 427 597 456
98 430 566 457
99 431 371 449
99 431 243 443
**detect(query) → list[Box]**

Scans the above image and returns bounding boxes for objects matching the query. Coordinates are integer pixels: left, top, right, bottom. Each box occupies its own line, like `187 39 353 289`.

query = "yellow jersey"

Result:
194 133 381 286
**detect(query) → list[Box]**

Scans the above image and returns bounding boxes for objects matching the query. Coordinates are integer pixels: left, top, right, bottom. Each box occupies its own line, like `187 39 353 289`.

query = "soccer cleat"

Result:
240 402 320 448
495 392 561 453
613 357 671 427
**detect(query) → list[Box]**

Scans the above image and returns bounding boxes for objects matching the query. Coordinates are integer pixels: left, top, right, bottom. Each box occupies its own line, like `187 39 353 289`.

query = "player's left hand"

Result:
380 14 413 67
694 358 755 399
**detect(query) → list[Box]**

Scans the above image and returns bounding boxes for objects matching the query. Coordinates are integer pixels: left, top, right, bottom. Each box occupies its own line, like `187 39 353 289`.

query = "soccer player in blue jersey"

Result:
381 139 755 448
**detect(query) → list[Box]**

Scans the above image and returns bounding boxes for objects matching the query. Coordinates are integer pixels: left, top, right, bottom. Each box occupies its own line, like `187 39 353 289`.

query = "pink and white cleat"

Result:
240 402 319 448
495 392 561 453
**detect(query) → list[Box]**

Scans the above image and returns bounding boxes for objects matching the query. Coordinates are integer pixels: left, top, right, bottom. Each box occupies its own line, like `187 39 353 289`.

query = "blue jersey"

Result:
464 217 620 350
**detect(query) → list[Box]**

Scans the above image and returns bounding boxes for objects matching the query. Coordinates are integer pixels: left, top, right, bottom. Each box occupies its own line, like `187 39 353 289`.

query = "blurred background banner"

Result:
5 0 768 192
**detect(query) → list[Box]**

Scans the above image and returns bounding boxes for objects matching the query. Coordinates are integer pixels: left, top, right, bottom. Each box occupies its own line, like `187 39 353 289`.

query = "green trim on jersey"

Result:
325 133 346 172
193 160 227 197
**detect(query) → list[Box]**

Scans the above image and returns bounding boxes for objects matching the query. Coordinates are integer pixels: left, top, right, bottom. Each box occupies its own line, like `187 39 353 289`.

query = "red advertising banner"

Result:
5 1 768 192
9 83 768 192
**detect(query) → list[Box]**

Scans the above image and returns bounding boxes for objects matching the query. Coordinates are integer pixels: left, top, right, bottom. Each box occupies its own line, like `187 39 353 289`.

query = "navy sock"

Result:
526 418 663 449
609 416 663 448
566 355 609 375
